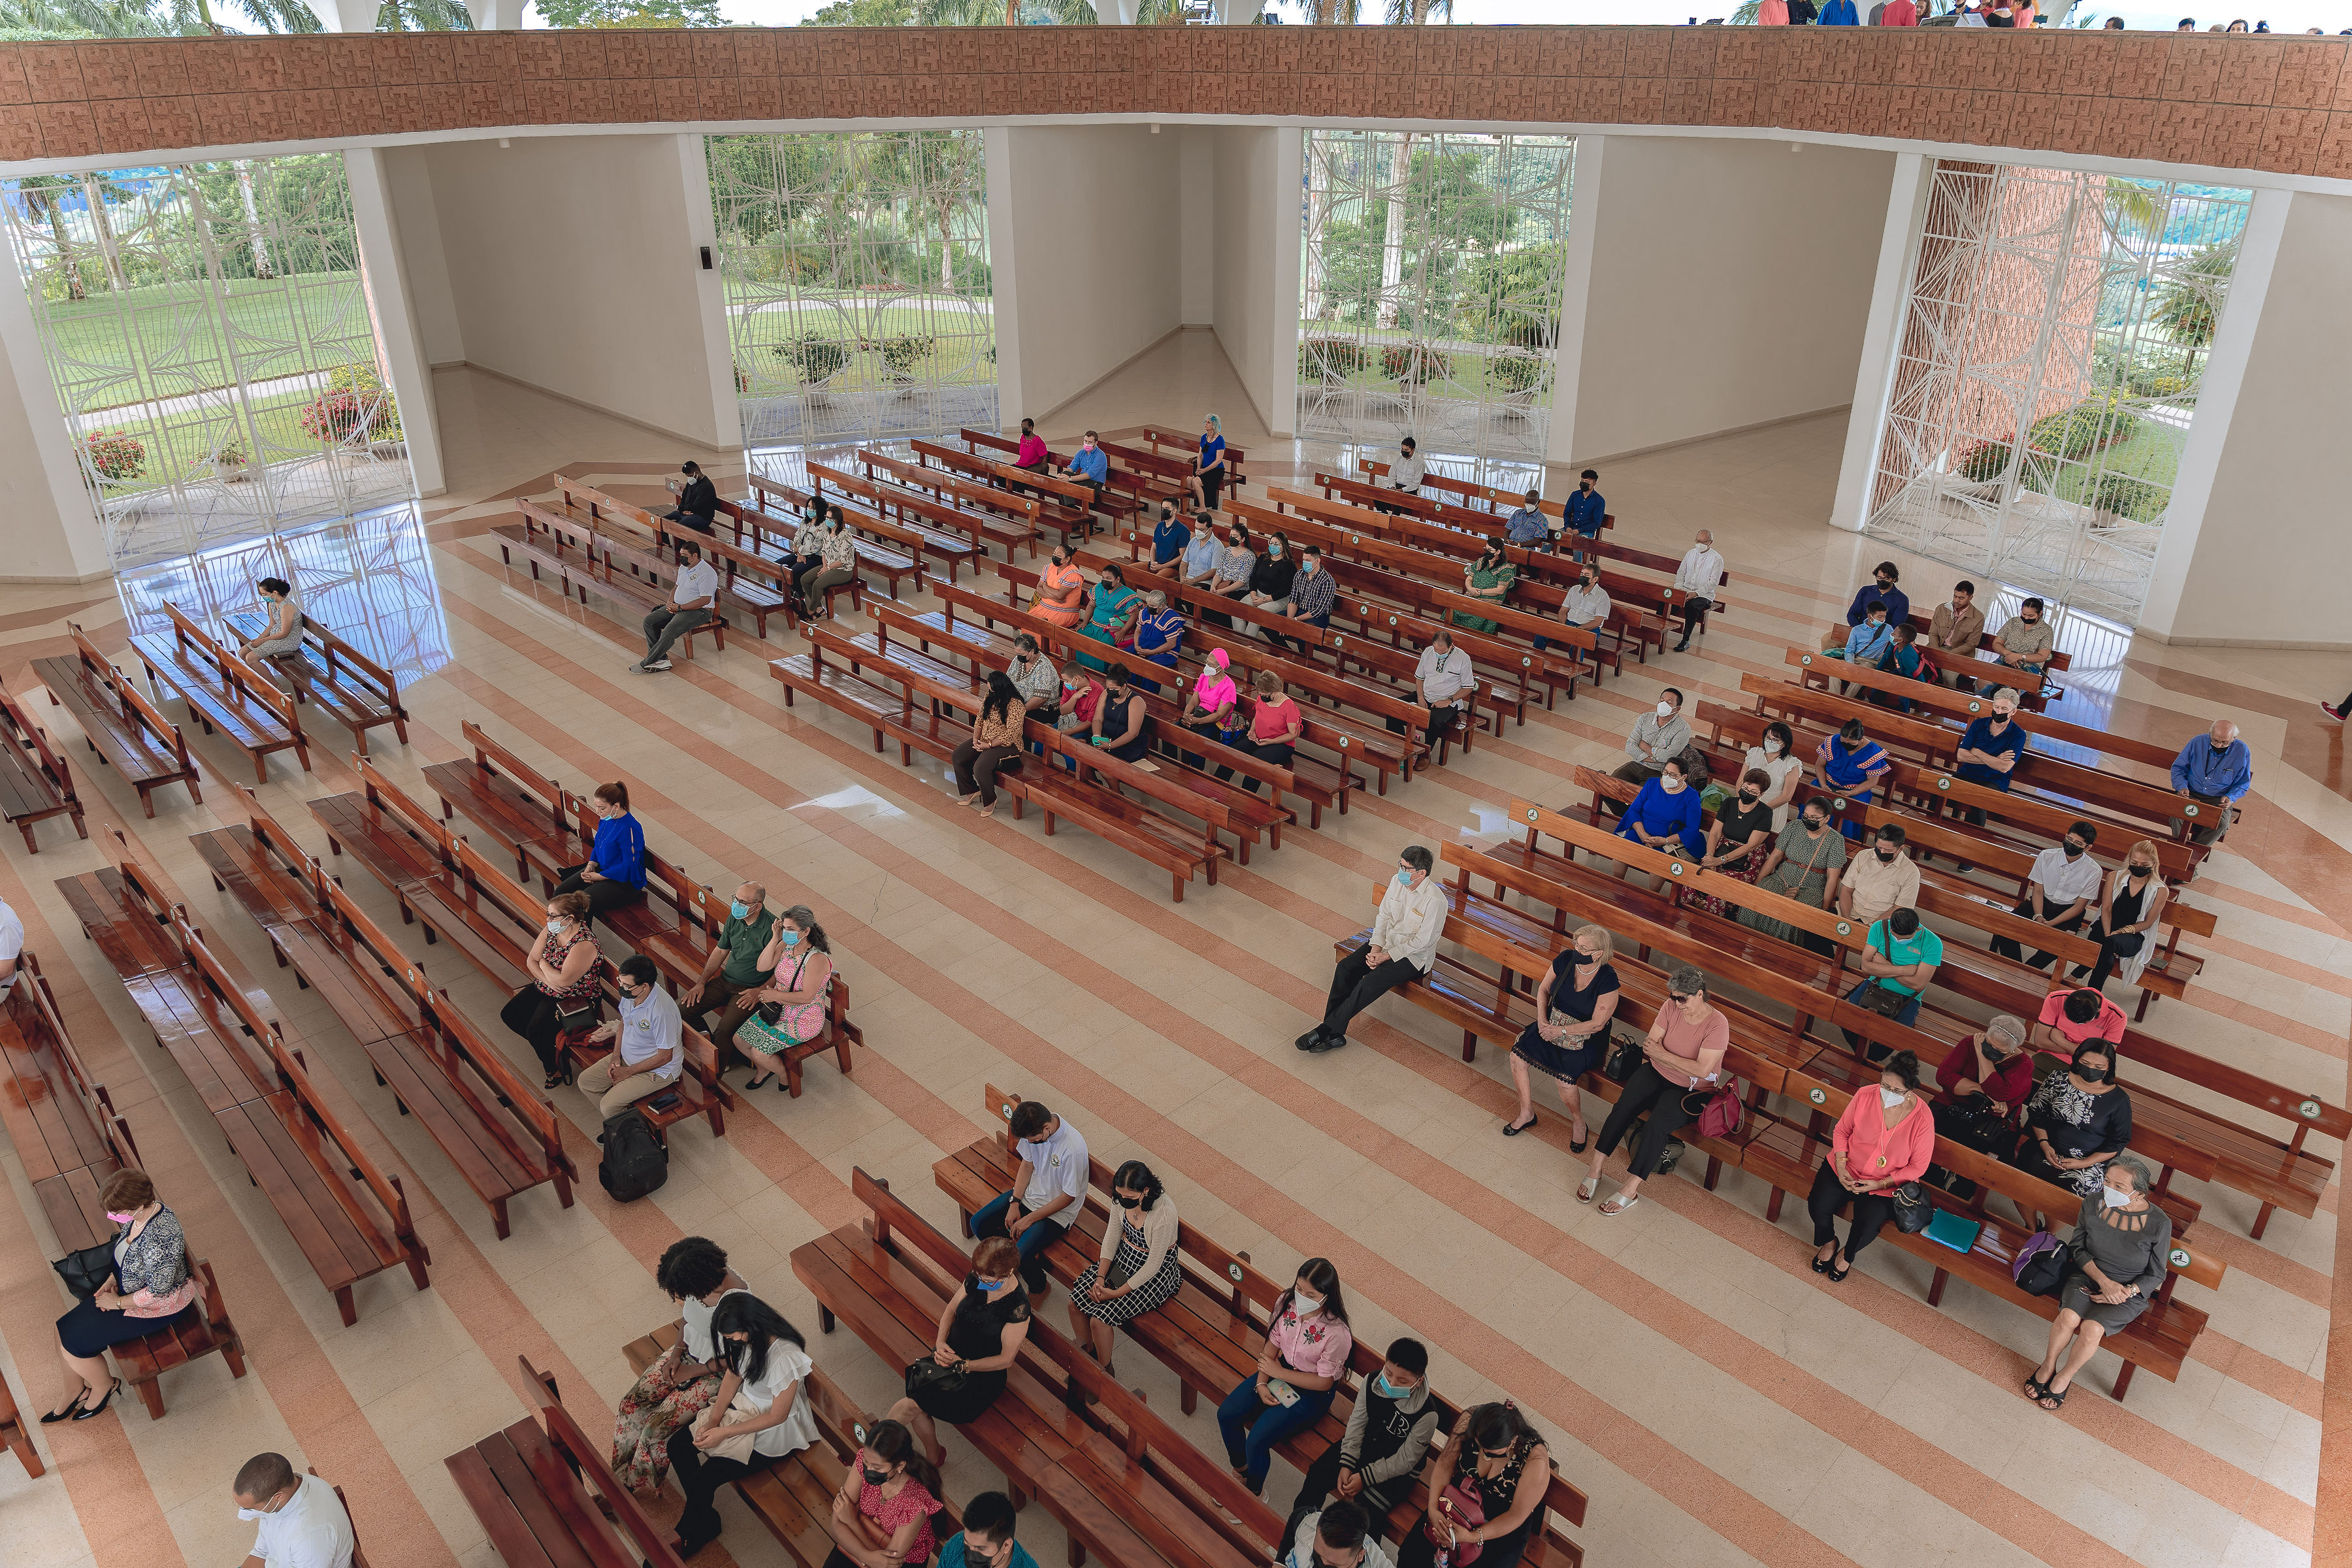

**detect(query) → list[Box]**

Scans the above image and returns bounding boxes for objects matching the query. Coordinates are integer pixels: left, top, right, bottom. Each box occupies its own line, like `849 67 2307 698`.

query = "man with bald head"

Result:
680 879 776 1050
1671 529 1725 652
2169 719 2251 845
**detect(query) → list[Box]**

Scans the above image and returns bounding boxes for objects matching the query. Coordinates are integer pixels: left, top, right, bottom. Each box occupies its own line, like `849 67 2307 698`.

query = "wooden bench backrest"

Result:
1141 425 1246 472
232 783 319 885
315 871 434 1010
0 680 76 802
1746 670 1959 761
912 438 1092 517
358 757 457 863
809 461 988 547
72 625 191 766
265 1031 415 1242
517 1355 691 1568
461 719 564 821
555 476 657 534
217 644 302 730
296 615 403 711
516 495 593 546
174 916 284 1051
453 837 549 939
433 993 569 1173
163 600 226 662
557 792 702 915
862 448 1039 525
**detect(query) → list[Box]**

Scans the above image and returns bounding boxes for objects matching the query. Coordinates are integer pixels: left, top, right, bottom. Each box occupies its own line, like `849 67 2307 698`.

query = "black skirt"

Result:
1511 1021 1604 1083
59 1298 189 1358
912 1367 1006 1427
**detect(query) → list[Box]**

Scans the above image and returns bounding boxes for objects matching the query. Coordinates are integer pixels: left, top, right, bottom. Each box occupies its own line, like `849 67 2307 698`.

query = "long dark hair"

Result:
1462 1401 1543 1462
711 1293 805 1387
1110 1158 1165 1212
862 1417 943 1500
777 904 831 956
1277 1256 1348 1328
981 670 1020 727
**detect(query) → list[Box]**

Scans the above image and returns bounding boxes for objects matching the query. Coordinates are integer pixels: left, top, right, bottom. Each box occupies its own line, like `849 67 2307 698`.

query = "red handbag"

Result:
1423 1479 1488 1565
1686 1083 1742 1141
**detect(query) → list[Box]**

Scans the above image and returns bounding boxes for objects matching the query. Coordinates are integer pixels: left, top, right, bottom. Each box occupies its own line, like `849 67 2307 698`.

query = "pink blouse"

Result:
1267 1303 1353 1381
852 1450 943 1563
1832 1092 1934 1186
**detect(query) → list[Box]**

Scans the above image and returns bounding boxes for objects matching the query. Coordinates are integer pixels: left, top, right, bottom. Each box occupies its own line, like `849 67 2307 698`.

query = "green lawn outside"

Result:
88 382 348 495
40 272 373 412
2041 417 2184 512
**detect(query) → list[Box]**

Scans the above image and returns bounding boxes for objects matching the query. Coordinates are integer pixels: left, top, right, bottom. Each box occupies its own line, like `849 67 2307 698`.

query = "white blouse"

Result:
1744 747 1806 830
736 1340 821 1458
680 1286 748 1364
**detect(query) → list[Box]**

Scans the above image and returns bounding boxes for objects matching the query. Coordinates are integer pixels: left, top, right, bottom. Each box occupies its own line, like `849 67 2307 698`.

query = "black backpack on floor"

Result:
599 1107 668 1201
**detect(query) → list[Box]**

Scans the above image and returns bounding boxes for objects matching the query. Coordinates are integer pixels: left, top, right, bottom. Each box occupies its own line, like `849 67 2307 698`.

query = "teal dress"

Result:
1079 583 1139 672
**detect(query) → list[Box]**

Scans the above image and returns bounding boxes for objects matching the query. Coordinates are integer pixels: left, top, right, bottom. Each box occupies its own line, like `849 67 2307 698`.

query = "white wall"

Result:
419 133 732 446
0 277 110 582
1210 125 1286 436
1001 124 1182 421
1567 135 1895 463
2142 189 2349 648
383 146 463 367
1179 128 1215 326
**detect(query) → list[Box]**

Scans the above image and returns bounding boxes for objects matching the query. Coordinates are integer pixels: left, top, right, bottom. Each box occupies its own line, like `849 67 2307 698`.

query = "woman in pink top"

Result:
1808 1051 1934 1282
1013 417 1049 471
825 1420 945 1568
1179 647 1241 765
1217 669 1301 795
1217 1258 1354 1495
1583 966 1731 1215
1757 0 1789 19
1878 0 1918 21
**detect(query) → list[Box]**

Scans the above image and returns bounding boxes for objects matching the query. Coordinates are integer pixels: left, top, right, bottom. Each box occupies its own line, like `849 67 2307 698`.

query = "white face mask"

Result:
1660 774 1686 794
544 918 565 934
1292 1291 1324 1316
1655 702 1674 719
1878 1086 1906 1109
1763 738 1784 756
2101 1185 2133 1209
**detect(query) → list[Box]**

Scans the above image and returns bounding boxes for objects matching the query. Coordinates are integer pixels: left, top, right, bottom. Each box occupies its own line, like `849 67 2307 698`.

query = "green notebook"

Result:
1925 1209 1982 1254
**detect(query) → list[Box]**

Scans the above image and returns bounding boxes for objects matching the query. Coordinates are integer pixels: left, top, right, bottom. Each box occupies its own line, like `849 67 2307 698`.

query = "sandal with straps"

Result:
2036 1381 2069 1412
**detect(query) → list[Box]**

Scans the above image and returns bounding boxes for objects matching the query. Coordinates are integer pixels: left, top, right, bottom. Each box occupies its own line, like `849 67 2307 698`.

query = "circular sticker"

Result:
1387 615 1399 627
1835 921 1853 936
1331 636 1346 648
2183 802 2201 818
2168 1247 2191 1268
1228 1263 1245 1282
1800 653 1814 666
1000 1101 1017 1119
2300 1098 2322 1119
1966 698 1984 714
1833 796 1849 811
1935 776 1952 791
1522 656 1533 668
1808 1087 1826 1105
1669 862 1687 877
853 1422 869 1444
1525 808 1541 823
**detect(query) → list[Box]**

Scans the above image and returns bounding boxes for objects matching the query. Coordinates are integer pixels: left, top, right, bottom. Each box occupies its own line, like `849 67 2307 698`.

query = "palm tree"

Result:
12 176 88 300
2146 240 2236 376
76 171 137 291
2104 177 2166 239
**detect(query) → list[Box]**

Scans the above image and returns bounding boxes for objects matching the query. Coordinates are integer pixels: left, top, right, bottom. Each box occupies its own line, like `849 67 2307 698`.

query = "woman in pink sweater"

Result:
1808 1051 1935 1282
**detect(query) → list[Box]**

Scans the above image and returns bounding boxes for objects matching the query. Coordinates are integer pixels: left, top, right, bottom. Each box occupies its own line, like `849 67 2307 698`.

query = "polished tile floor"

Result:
0 353 2347 1568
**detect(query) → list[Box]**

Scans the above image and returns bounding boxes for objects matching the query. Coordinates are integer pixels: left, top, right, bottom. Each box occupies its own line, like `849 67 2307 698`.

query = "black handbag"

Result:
1603 1032 1643 1085
554 1000 599 1034
904 1356 969 1401
2016 1235 2072 1298
54 1243 116 1299
1854 981 1910 1019
1891 1182 1932 1234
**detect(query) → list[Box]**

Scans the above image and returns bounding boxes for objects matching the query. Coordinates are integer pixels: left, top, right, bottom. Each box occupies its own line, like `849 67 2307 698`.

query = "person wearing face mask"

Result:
1066 1159 1181 1375
668 1295 820 1556
1080 562 1142 669
1004 634 1061 725
1837 823 1918 930
1581 966 1729 1215
1281 1338 1439 1557
1131 591 1187 689
1207 521 1258 627
1503 486 1548 546
238 576 306 662
46 1168 193 1424
1989 595 2055 683
1059 428 1109 528
1243 529 1300 622
1929 579 1985 685
938 1493 1036 1568
1145 500 1190 578
503 890 604 1086
1289 1501 1396 1568
1813 718 1890 838
1178 646 1241 768
1564 468 1606 559
1032 544 1086 629
824 1418 946 1568
1301 846 1444 1053
1686 769 1776 917
1178 508 1226 592
661 459 717 536
1185 414 1229 514
1990 821 2101 969
1806 1051 1932 1282
1842 906 1941 1048
1839 561 1908 637
1609 687 1690 800
1503 924 1619 1141
1218 1259 1354 1495
1401 630 1475 745
612 1237 747 1494
781 497 834 604
1740 721 1803 830
636 538 719 672
1013 416 1049 473
2012 1040 2133 1206
1377 436 1426 514
2026 1154 2170 1413
679 881 776 1054
1953 692 2027 821
1267 542 1335 653
1452 538 1516 634
796 512 859 622
1087 664 1152 766
1216 669 1301 792
554 780 647 923
1536 563 1609 654
1669 529 1723 651
973 1099 1089 1297
231 1452 355 1568
1935 1015 2034 1119
1394 1403 1550 1568
889 1236 1034 1463
2168 718 2251 846
578 955 683 1119
728 907 836 1089
1831 600 1894 696
2072 839 2170 991
1616 755 1707 858
1739 800 1848 949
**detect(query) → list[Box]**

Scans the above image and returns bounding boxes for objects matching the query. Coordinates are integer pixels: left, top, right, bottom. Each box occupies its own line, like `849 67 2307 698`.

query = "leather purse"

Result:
1602 1032 1643 1085
53 1243 115 1300
1423 1478 1489 1565
904 1355 969 1401
1855 981 1911 1019
1891 1181 1932 1234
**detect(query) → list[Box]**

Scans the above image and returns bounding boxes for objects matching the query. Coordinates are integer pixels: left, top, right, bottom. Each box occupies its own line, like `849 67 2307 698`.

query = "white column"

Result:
1267 125 1301 438
464 0 526 26
2136 185 2290 638
1544 133 1604 477
1828 150 1931 533
1100 0 1140 20
983 125 1025 430
343 148 446 496
674 132 742 454
308 0 376 31
0 278 112 583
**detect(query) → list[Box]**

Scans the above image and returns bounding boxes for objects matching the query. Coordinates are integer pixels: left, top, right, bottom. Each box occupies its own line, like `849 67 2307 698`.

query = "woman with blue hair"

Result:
1184 414 1228 514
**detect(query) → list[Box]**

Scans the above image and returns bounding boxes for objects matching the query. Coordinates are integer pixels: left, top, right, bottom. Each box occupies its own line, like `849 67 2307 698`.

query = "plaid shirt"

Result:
1291 564 1337 622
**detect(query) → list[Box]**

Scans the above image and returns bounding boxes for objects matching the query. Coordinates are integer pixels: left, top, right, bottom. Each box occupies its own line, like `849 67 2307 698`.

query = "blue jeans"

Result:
1844 978 1921 1054
972 1191 1066 1294
1218 1373 1333 1492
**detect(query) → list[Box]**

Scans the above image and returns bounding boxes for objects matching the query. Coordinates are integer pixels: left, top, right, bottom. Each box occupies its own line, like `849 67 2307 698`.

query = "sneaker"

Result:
2323 702 2347 723
645 659 673 672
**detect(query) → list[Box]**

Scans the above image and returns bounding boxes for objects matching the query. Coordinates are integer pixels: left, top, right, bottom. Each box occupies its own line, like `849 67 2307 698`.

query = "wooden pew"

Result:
215 606 410 758
0 1369 39 1477
717 476 922 610
796 1166 1285 1568
934 1090 1591 1567
912 438 1099 548
34 628 201 817
127 602 311 785
450 1354 687 1568
420 719 574 885
1140 425 1248 498
508 498 729 661
0 678 85 852
963 427 1160 520
784 467 982 586
859 448 1040 559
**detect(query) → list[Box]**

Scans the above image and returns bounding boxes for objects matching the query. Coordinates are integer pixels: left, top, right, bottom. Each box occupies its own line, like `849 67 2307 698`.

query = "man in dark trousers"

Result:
665 461 717 536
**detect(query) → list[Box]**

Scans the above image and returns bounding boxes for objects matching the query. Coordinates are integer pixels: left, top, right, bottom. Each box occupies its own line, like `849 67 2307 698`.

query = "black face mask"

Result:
2128 862 2153 875
1876 849 1897 863
2063 842 2085 858
1115 1194 1141 1210
863 1467 890 1487
1803 817 1827 832
1738 790 1759 803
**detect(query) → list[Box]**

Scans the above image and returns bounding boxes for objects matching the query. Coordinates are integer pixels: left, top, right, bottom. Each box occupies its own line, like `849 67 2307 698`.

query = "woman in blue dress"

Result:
1616 756 1707 858
1131 590 1186 693
1814 719 1891 839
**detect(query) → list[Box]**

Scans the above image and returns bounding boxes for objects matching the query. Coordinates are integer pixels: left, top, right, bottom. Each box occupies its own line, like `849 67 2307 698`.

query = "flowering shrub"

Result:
1379 342 1451 386
81 429 144 481
1300 337 1366 379
300 391 370 443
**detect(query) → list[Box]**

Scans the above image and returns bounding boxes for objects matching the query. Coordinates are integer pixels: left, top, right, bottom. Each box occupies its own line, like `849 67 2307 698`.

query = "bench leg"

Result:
1765 1189 1784 1223
1068 1542 1084 1568
1927 1268 1948 1307
553 1169 574 1211
2253 1201 2276 1241
138 785 154 817
1703 1155 1722 1192
404 1252 431 1292
335 1286 357 1328
131 1377 164 1420
819 1303 836 1333
2112 1362 2137 1401
491 1198 510 1242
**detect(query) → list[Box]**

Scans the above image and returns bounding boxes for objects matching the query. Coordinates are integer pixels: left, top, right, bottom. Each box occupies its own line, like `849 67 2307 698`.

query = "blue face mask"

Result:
1394 870 1413 887
730 901 751 920
1373 1373 1411 1400
779 928 803 947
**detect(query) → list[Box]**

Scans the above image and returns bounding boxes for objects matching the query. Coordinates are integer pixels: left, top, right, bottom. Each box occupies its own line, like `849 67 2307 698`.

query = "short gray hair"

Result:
2108 1153 2155 1194
1667 965 1708 1000
1985 1014 2026 1049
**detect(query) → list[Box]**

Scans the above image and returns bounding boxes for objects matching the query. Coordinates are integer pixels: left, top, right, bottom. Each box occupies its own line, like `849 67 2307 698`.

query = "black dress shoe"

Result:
1305 1034 1348 1054
1294 1030 1326 1051
1673 640 1691 653
71 1378 121 1420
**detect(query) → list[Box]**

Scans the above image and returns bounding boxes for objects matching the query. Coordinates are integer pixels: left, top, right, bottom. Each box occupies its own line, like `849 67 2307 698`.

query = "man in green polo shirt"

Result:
680 880 775 1051
1843 906 1943 1053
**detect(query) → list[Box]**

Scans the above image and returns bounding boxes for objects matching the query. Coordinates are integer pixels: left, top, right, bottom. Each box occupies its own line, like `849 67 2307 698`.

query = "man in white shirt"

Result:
1537 566 1611 655
1378 437 1427 514
581 955 683 1119
638 537 721 674
1670 529 1725 652
1400 631 1476 744
974 1098 1090 1297
0 895 21 1000
235 1453 355 1568
1301 845 1445 1054
1991 821 2104 970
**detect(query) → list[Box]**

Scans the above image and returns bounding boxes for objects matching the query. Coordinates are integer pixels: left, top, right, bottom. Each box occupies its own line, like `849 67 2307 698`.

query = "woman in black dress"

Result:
1396 1403 1552 1568
1501 925 1620 1150
887 1236 1032 1467
2010 1042 2132 1205
47 1169 196 1424
1066 1160 1181 1379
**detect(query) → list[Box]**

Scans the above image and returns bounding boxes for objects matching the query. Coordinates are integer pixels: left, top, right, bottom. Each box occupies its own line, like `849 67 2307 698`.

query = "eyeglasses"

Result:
1668 993 1694 1004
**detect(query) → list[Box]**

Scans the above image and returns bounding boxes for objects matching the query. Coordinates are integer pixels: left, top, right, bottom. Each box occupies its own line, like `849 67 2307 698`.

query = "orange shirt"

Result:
1832 1091 1934 1185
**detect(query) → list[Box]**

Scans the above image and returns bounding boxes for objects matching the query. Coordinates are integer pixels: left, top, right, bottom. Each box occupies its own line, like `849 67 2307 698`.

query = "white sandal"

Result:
1599 1193 1639 1217
1575 1177 1599 1205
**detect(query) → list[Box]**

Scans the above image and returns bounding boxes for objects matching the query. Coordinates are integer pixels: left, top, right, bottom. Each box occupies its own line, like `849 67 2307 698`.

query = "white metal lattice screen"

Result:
1299 130 1573 485
1864 161 2249 625
2 158 414 572
707 130 996 460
